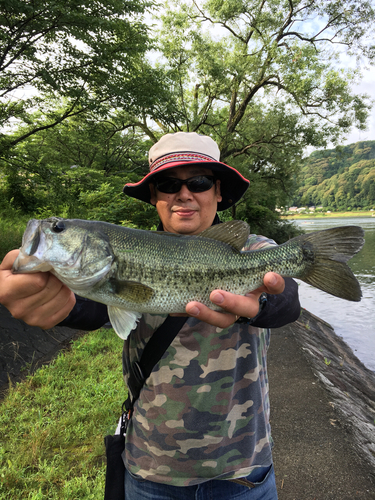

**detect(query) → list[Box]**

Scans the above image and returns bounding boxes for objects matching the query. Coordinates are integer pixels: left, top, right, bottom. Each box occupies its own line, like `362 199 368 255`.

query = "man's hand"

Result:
0 250 76 329
183 272 285 328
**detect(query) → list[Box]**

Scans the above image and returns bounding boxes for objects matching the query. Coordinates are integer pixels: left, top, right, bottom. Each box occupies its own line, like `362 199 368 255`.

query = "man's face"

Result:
149 166 222 235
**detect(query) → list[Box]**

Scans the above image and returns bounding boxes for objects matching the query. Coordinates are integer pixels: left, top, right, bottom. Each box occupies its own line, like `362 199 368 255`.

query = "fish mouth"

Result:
13 220 53 273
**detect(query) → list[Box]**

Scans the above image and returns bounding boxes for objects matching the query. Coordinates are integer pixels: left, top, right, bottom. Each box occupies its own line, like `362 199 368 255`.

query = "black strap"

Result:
123 315 188 426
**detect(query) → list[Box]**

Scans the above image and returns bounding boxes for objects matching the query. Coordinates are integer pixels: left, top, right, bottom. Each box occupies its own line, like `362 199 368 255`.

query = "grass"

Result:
0 328 126 499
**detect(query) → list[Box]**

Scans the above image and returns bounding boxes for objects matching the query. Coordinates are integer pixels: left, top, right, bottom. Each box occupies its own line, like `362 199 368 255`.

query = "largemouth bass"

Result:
12 218 364 339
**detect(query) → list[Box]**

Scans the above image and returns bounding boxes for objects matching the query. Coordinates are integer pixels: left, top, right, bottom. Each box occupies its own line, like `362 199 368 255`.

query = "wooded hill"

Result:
291 141 375 210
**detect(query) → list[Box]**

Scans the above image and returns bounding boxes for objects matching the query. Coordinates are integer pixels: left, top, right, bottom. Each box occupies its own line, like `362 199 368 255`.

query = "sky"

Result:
344 71 375 145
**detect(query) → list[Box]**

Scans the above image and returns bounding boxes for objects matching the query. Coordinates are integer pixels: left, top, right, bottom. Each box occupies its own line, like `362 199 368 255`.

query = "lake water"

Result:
290 217 375 371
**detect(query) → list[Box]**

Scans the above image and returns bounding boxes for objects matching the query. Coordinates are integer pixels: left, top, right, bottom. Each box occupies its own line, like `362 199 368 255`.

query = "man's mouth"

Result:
173 209 197 217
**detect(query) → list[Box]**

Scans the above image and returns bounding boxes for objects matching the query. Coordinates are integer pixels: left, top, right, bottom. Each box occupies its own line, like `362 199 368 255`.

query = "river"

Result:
291 217 375 372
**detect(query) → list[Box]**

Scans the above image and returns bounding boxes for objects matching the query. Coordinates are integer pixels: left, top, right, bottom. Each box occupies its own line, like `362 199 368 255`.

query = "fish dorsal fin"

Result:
110 279 154 303
108 307 142 340
199 220 250 251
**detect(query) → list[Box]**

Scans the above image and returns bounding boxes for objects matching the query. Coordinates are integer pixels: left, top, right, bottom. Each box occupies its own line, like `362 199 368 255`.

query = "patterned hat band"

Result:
150 152 217 172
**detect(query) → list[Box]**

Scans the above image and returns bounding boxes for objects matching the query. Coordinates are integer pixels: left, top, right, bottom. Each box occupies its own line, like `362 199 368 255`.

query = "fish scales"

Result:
109 229 303 312
12 218 365 339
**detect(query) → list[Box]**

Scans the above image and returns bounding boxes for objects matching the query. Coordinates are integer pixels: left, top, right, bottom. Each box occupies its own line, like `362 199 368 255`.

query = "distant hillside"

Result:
291 141 375 210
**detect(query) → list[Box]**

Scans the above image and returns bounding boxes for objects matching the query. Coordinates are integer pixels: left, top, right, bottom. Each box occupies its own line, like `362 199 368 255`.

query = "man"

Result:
0 132 300 499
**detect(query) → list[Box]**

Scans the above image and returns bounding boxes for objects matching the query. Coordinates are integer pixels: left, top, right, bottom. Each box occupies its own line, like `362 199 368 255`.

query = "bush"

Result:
225 203 303 243
0 202 29 260
79 181 160 229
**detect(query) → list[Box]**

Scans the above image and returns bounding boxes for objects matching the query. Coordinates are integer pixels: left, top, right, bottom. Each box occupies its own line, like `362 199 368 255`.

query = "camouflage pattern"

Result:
122 234 276 486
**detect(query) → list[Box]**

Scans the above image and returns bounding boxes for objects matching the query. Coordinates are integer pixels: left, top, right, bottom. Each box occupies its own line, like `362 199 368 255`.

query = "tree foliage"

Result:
133 0 375 226
1 1 375 242
0 0 174 230
0 108 160 227
0 0 175 149
291 140 375 210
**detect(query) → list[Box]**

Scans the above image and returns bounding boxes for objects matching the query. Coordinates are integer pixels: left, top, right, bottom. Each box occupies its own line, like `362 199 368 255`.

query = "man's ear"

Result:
215 179 222 203
149 183 157 206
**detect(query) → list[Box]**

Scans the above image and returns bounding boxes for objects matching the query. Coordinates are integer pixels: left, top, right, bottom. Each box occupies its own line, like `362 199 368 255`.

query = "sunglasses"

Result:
154 175 216 194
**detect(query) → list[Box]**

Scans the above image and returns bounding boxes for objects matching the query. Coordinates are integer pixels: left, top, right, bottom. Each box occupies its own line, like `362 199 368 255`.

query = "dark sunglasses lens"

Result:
187 176 214 192
155 178 182 193
155 175 215 193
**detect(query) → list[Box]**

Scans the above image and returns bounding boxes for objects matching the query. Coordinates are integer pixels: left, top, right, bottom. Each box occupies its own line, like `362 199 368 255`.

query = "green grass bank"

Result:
0 328 125 500
281 210 374 220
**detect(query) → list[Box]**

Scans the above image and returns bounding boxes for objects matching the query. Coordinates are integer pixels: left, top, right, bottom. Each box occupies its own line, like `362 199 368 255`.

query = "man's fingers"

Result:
0 250 76 328
184 273 286 329
10 282 76 328
185 301 237 328
185 290 262 328
0 249 20 270
0 250 53 301
7 273 62 312
262 272 285 294
209 290 262 319
23 289 76 329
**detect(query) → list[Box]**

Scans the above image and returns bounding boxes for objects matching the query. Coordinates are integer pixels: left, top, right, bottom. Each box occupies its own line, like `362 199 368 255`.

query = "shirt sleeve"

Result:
58 296 109 331
242 233 277 251
243 234 301 328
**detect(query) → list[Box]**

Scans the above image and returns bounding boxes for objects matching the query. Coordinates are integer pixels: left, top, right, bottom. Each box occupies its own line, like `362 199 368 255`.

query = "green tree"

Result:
0 0 173 149
290 141 375 209
0 108 155 216
121 0 375 235
3 1 375 239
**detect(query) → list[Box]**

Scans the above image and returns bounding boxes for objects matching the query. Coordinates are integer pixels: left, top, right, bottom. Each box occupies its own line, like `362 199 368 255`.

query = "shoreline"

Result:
281 211 374 219
269 310 375 498
0 304 83 396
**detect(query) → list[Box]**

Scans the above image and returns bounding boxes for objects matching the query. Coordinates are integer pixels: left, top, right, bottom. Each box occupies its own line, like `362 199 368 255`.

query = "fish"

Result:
12 218 365 340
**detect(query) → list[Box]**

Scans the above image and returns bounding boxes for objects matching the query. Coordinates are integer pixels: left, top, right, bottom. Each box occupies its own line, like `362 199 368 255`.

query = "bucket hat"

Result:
123 132 250 211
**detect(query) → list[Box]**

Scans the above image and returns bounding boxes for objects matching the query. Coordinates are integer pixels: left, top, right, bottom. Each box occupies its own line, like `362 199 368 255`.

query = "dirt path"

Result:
269 310 375 499
0 304 82 394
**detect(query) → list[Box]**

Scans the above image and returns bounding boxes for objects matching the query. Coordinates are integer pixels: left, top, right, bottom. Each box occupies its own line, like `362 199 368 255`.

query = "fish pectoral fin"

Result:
111 280 154 303
107 307 142 340
199 220 250 251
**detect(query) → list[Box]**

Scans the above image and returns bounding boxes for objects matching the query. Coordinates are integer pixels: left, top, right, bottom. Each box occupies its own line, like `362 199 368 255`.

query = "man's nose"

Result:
177 183 194 199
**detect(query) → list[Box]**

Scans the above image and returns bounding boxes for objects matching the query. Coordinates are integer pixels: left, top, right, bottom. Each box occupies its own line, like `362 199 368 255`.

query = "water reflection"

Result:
291 217 375 371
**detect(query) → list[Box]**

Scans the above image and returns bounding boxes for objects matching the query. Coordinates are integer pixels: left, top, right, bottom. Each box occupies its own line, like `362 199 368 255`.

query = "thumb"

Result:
0 250 20 270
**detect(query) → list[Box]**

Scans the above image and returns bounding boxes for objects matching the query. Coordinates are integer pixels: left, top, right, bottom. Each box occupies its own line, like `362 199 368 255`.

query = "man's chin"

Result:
165 215 202 235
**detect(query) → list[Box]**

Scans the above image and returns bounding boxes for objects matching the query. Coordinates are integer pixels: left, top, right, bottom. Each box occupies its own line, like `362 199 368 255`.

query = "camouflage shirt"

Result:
122 234 276 486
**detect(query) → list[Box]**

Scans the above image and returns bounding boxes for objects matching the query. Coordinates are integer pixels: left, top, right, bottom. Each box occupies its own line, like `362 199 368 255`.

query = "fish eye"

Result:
52 220 66 233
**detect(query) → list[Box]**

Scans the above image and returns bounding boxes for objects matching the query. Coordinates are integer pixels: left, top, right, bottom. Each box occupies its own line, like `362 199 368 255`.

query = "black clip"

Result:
121 399 132 435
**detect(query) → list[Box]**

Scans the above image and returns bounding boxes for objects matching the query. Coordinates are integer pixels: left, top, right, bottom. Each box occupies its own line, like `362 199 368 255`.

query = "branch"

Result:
191 0 250 45
130 118 159 142
7 87 107 147
8 108 84 147
226 74 283 134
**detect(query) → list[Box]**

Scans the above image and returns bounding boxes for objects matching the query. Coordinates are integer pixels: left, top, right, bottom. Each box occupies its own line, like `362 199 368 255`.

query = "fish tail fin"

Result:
300 226 365 302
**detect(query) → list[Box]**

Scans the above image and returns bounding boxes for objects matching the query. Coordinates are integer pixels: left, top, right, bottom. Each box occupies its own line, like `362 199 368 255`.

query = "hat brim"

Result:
123 160 249 211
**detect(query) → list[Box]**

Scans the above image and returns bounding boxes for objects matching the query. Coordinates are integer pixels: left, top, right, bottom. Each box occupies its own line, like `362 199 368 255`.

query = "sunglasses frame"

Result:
153 175 216 194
